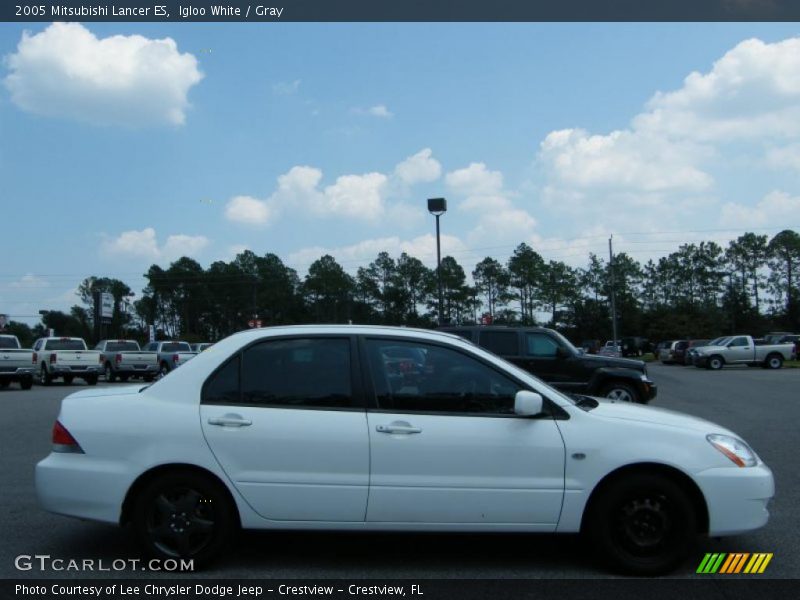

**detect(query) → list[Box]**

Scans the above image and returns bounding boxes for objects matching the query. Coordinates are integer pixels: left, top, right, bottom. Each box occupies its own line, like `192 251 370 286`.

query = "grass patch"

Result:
784 360 800 369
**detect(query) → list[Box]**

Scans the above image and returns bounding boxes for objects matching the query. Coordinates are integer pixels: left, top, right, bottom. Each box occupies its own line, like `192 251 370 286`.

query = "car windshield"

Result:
45 339 86 351
162 342 191 352
106 342 140 351
0 337 20 349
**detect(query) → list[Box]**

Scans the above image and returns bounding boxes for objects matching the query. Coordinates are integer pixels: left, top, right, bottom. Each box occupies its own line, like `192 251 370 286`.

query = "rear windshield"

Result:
0 337 20 349
162 342 191 352
45 339 86 351
106 342 140 352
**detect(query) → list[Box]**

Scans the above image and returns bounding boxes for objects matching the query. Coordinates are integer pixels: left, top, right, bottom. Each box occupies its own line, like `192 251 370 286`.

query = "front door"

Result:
200 336 369 522
362 338 565 529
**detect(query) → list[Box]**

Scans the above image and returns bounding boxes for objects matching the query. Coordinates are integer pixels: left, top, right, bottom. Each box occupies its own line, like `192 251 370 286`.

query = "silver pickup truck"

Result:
0 334 35 390
142 341 197 376
94 339 159 383
33 337 102 385
693 335 796 370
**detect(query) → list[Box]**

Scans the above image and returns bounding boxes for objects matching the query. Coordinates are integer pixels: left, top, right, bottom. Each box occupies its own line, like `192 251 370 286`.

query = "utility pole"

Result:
609 235 618 351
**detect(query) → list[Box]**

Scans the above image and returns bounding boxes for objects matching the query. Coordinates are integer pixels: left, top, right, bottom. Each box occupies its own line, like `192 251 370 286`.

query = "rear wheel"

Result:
585 473 697 575
160 362 170 377
105 364 117 383
20 377 33 390
63 375 74 385
600 381 639 403
85 375 98 386
765 354 783 370
120 375 130 382
132 471 236 566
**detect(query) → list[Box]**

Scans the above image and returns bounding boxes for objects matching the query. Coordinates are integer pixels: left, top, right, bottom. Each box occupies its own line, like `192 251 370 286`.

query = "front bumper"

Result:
695 462 774 536
639 378 658 402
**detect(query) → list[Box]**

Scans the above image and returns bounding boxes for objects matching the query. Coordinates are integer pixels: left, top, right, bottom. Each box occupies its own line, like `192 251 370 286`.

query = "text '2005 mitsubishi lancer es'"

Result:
36 325 774 575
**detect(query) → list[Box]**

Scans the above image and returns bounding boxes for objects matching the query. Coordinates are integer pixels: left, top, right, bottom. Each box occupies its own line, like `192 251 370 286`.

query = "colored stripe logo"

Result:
697 553 773 574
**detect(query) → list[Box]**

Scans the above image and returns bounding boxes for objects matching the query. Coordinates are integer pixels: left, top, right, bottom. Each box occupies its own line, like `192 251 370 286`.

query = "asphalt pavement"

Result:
0 364 797 579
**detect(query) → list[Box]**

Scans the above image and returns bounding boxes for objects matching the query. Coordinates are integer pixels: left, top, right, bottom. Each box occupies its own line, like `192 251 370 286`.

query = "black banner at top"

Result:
3 0 800 22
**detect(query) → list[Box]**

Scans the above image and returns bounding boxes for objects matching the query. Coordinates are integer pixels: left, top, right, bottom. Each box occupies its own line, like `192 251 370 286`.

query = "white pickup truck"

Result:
94 340 159 383
0 334 35 390
142 341 198 376
33 337 102 385
693 335 796 370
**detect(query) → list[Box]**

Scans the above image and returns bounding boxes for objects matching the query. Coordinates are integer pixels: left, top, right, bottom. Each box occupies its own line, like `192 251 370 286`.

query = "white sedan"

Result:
36 325 774 575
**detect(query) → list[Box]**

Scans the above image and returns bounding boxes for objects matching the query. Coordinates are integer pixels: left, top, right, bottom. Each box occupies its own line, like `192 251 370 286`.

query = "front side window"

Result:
365 339 521 415
478 331 518 356
526 333 559 358
240 338 354 409
730 337 748 347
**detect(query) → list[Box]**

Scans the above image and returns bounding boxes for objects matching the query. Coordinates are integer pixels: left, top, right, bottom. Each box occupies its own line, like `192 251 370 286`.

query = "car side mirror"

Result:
514 391 543 417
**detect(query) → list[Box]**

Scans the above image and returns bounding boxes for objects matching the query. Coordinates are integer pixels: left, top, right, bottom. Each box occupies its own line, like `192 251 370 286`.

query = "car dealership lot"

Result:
1 365 797 579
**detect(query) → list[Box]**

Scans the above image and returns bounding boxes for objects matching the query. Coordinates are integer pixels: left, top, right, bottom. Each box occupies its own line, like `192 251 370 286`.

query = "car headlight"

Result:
707 434 757 467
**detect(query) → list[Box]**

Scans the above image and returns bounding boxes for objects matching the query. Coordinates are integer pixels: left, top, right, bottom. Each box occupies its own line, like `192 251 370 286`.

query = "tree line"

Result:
4 229 799 348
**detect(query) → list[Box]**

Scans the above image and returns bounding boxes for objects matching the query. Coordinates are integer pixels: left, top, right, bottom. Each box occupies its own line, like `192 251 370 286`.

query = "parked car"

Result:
679 340 711 365
763 331 794 345
441 326 656 403
693 335 795 370
0 334 35 390
686 336 727 366
580 339 602 355
620 336 650 357
659 340 684 364
774 334 799 359
95 340 159 383
142 341 197 376
32 337 101 385
36 325 773 575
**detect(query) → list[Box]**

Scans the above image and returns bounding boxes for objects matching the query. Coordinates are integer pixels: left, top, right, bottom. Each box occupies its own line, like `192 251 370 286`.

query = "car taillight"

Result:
50 353 57 364
115 353 123 365
172 353 180 364
99 354 104 364
52 421 84 454
32 353 37 364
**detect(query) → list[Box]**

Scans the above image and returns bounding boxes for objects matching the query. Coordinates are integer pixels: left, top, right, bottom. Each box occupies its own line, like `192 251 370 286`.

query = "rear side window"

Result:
203 355 241 404
478 331 518 356
240 338 355 409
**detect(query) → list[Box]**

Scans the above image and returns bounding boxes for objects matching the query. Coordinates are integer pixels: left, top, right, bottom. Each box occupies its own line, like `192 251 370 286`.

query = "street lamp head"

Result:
427 197 447 216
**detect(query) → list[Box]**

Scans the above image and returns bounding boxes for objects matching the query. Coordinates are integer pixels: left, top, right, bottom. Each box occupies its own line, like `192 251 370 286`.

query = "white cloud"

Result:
446 163 504 197
224 195 274 226
272 79 300 95
103 228 208 261
353 104 394 118
9 274 50 289
721 190 800 228
765 144 800 170
3 22 203 126
226 244 250 260
394 148 442 185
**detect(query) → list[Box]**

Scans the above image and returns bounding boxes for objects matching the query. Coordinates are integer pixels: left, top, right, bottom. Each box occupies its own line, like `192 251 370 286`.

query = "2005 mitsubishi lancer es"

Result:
36 325 774 574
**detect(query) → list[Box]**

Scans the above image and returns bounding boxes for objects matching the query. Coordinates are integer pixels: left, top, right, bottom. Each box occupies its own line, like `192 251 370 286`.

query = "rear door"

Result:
201 336 370 522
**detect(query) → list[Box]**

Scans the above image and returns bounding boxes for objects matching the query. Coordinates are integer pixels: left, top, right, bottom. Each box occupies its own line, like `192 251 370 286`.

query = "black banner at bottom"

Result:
2 579 799 600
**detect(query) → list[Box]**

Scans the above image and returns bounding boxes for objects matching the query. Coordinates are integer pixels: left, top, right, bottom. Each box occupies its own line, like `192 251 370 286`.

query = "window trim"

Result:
358 334 565 419
200 334 366 411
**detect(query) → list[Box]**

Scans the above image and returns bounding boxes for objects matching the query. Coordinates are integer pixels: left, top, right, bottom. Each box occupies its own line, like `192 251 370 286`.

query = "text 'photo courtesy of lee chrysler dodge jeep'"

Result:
440 326 656 404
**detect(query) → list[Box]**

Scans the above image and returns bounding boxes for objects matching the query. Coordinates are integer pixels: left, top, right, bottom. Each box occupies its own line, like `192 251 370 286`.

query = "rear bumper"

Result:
50 366 101 376
0 367 35 379
695 463 774 536
115 365 159 375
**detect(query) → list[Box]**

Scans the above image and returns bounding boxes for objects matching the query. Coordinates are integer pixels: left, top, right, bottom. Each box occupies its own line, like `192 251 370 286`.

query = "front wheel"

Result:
707 356 724 370
585 473 697 575
132 471 236 566
600 382 639 403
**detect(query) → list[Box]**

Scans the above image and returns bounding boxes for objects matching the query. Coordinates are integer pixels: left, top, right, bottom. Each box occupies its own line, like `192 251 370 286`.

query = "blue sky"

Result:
2 22 800 323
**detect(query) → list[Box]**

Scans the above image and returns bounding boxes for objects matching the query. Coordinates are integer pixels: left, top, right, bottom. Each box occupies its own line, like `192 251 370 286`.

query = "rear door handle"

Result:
208 415 252 427
376 424 422 434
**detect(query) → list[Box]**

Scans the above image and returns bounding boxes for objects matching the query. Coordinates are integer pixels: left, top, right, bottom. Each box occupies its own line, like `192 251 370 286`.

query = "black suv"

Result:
440 326 657 404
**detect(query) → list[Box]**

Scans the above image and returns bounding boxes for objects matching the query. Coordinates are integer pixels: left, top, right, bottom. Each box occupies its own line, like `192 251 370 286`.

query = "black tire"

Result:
599 381 639 403
85 375 98 386
132 471 236 566
585 473 697 575
0 381 9 389
20 377 33 390
105 363 117 383
765 354 783 370
707 355 724 370
40 364 52 386
63 375 74 385
160 362 170 377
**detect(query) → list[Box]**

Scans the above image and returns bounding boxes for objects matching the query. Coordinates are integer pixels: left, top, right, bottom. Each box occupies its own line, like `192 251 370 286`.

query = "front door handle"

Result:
208 415 252 427
376 423 422 435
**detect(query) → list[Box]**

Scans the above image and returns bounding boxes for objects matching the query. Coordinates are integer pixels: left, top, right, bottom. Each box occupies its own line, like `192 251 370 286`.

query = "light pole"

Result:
427 198 447 325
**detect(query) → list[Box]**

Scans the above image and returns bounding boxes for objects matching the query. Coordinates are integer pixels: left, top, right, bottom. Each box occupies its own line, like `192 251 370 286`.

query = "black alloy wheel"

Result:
133 471 235 566
585 473 696 575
